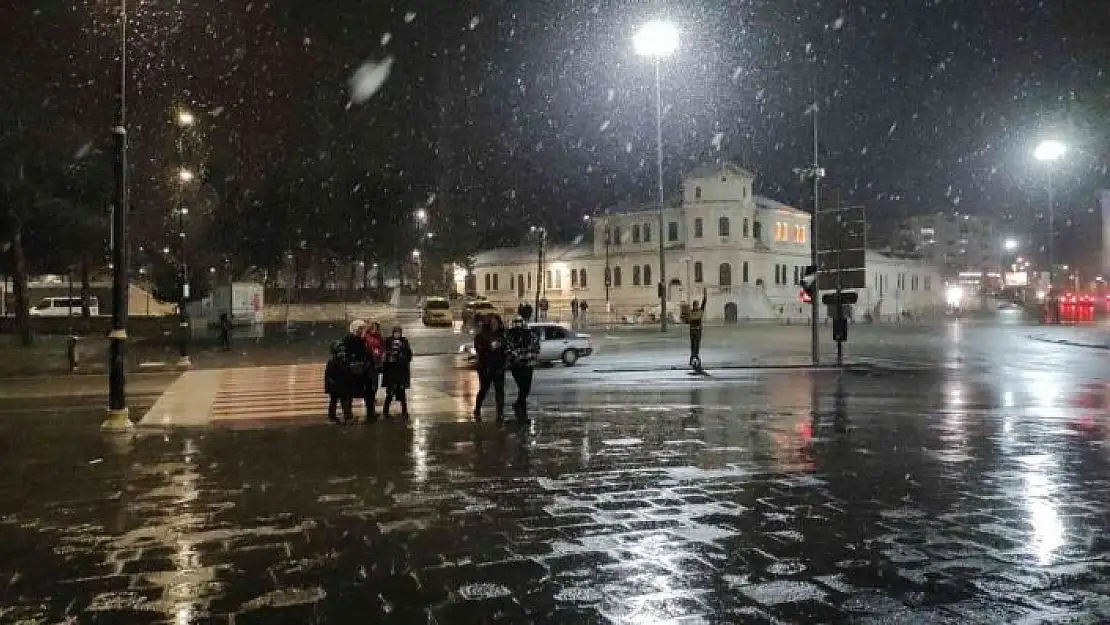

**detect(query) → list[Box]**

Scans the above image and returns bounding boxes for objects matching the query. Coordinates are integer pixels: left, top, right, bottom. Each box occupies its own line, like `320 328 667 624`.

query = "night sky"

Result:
2 0 1108 270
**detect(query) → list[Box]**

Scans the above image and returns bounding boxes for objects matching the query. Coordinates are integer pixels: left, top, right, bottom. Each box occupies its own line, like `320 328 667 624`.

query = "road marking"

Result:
140 363 466 427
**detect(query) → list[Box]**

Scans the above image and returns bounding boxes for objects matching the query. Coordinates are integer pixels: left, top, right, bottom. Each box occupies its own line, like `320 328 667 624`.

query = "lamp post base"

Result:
101 407 133 431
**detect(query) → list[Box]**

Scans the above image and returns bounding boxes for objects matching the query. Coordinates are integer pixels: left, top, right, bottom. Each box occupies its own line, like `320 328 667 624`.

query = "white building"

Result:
460 164 942 323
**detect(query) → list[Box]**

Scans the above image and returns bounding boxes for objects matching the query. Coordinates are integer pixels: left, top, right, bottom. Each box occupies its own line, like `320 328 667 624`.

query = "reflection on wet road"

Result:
3 322 1110 623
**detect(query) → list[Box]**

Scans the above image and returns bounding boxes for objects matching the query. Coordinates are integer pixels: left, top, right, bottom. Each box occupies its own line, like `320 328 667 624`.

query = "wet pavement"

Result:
4 321 1110 623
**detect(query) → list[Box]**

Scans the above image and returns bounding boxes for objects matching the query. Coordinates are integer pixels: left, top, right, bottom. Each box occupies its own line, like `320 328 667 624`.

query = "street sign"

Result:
821 292 859 306
815 205 866 290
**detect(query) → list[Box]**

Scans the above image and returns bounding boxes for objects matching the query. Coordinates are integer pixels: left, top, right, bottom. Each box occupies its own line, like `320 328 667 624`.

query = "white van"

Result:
29 296 100 317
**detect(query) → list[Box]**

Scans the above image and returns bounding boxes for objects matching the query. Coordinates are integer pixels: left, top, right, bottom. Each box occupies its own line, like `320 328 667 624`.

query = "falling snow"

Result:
347 56 395 106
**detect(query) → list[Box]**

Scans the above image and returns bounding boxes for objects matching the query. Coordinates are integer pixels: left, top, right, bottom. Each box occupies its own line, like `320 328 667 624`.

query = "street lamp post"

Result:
531 226 547 317
104 0 131 430
634 20 678 332
1034 139 1065 287
177 168 194 366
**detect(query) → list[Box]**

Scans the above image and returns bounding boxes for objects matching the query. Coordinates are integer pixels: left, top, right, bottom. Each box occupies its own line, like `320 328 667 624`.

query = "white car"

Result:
458 322 594 367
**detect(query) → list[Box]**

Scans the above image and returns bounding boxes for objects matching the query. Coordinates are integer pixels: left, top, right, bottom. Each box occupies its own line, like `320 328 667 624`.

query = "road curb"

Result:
1026 334 1109 350
589 362 945 376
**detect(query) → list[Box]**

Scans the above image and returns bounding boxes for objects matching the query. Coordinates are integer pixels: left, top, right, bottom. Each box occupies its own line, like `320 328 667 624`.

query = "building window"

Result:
492 274 499 290
546 271 553 289
719 263 732 286
613 266 622 287
613 226 622 245
527 273 532 290
632 225 641 243
554 270 562 289
743 218 750 238
571 269 578 288
924 276 932 291
774 265 780 285
718 216 730 237
793 266 799 285
753 221 763 240
484 274 491 291
579 268 587 288
794 225 807 244
742 261 749 283
695 186 702 199
775 222 788 242
632 265 641 286
912 276 918 290
694 218 703 238
643 223 651 242
643 264 652 285
668 222 679 241
510 275 515 291
694 262 703 283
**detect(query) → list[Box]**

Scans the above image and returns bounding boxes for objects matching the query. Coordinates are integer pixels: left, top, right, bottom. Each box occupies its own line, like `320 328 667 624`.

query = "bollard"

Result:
66 335 79 373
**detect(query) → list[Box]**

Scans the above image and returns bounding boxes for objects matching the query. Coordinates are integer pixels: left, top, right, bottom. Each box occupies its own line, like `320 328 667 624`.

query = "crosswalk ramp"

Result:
140 364 471 427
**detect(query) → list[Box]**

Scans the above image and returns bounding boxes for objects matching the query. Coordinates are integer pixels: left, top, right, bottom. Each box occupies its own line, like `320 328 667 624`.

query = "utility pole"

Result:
533 226 546 316
807 98 823 366
104 0 132 430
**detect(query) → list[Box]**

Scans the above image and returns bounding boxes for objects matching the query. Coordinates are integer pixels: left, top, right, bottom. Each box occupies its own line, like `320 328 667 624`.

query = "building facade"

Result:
892 213 1002 278
461 164 942 323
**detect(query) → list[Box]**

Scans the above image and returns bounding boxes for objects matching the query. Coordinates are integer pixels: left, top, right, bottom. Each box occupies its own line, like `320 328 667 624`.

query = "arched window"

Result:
632 265 641 286
694 261 703 283
719 263 732 286
643 264 652 285
718 216 730 237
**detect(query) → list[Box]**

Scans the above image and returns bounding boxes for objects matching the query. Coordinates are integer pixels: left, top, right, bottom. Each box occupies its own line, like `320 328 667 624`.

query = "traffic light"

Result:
801 265 817 303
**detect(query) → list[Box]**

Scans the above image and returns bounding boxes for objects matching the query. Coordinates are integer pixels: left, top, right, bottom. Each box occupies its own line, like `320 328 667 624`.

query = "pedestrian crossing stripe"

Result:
140 363 465 427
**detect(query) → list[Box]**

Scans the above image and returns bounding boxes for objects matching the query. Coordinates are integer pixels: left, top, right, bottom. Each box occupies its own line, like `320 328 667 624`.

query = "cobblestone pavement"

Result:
4 324 1110 623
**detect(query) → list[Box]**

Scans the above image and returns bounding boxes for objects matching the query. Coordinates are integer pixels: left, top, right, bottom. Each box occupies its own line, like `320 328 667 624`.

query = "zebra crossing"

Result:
140 363 471 427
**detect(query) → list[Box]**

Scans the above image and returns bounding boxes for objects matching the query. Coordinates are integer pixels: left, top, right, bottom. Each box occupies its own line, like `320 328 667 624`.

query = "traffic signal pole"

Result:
808 105 821 366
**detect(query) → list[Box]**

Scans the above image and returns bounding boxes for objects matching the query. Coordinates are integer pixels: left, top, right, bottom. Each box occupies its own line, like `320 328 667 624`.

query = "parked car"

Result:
458 322 594 367
462 299 499 330
421 296 453 327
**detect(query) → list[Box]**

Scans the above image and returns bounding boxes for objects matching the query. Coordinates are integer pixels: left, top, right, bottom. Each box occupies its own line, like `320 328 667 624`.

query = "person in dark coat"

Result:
688 288 707 370
519 301 534 323
380 325 413 419
473 314 507 421
218 312 232 351
324 320 370 423
505 316 540 422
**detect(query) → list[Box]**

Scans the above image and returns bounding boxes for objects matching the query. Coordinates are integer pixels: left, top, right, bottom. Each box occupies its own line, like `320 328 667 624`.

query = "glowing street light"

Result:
177 110 196 126
1004 238 1019 251
633 20 679 58
178 168 195 183
634 19 679 333
1034 139 1066 163
414 208 428 223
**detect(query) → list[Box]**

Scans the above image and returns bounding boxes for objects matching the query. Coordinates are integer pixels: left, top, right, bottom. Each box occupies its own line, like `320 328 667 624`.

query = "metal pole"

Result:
809 98 820 366
1047 171 1055 287
654 59 668 332
104 0 131 428
177 187 190 365
534 228 544 316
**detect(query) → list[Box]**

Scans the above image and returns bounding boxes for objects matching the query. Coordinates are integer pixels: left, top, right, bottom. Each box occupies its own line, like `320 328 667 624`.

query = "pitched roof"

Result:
473 242 593 267
685 162 756 181
754 195 807 216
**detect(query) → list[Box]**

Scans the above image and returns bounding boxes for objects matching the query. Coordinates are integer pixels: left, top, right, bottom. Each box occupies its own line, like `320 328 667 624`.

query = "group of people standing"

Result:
473 315 540 423
324 320 412 423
